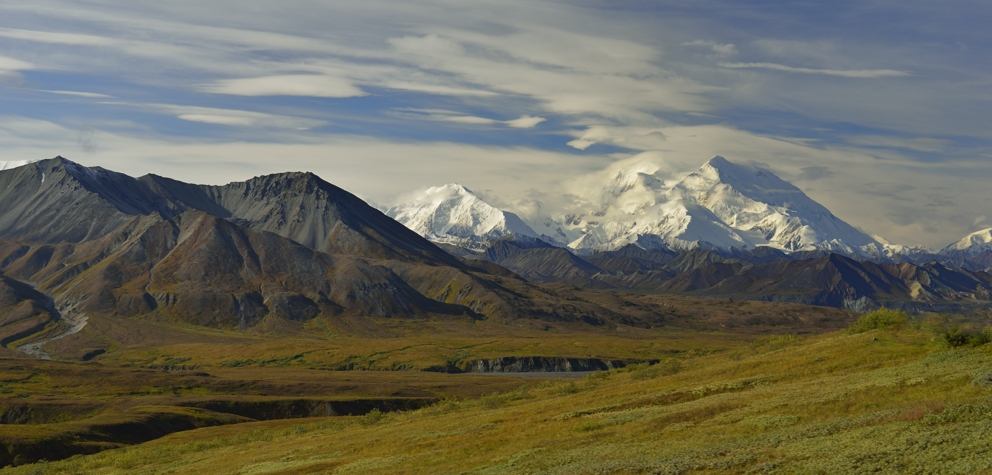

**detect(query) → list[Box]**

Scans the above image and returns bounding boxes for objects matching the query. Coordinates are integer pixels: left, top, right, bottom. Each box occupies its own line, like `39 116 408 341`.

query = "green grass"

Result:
7 322 992 474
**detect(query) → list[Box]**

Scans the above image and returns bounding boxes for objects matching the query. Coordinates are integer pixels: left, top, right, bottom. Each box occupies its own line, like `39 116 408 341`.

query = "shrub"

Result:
361 408 383 426
549 381 579 396
630 360 681 381
848 308 908 333
480 392 508 409
937 326 991 348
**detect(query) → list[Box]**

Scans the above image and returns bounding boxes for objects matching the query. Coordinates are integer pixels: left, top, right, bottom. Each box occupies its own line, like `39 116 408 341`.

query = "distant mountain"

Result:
936 228 992 272
942 228 992 255
390 156 934 262
0 157 706 359
385 184 540 250
561 156 886 257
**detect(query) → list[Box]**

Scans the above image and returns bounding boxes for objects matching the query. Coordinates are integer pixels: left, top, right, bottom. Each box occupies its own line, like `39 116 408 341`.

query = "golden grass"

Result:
8 324 992 474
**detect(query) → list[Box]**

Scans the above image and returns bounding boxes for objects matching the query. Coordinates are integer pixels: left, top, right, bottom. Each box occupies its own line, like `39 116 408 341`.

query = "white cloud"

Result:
567 126 668 151
0 27 116 46
0 56 35 72
506 115 546 129
381 81 496 96
682 40 737 56
396 109 545 129
198 75 366 98
105 104 328 129
40 90 114 98
719 62 909 78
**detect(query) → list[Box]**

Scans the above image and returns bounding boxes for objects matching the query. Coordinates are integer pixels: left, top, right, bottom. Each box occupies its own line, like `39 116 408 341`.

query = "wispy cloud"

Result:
0 55 34 72
719 62 909 78
395 109 546 129
846 135 949 153
682 40 736 56
198 75 366 98
40 90 113 98
0 27 115 46
137 104 326 129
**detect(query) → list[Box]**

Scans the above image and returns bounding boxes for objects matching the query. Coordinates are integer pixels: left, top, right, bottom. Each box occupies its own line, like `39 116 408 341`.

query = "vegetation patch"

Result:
848 308 909 333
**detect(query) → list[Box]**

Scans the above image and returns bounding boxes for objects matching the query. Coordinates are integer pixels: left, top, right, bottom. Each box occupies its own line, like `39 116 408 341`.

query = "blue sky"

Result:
1 0 990 248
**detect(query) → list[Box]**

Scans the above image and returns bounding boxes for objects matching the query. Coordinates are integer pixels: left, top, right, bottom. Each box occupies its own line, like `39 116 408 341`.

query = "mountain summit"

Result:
385 184 539 250
551 156 884 257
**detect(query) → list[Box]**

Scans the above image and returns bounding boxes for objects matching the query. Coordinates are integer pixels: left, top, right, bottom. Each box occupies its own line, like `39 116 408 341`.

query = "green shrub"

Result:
480 392 509 409
937 326 991 348
361 408 383 426
848 308 908 333
549 381 579 396
630 360 681 381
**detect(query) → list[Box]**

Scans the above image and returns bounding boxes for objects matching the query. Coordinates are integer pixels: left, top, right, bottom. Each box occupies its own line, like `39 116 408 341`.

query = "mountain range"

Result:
2 156 991 361
388 155 984 267
0 157 721 359
384 155 992 312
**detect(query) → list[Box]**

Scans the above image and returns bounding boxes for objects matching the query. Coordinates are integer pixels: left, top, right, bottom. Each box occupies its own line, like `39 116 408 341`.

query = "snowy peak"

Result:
546 155 883 257
386 184 539 250
673 156 877 253
696 156 805 206
941 228 992 254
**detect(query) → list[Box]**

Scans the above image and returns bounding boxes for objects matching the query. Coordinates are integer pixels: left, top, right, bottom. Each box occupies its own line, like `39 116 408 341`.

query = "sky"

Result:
1 0 991 248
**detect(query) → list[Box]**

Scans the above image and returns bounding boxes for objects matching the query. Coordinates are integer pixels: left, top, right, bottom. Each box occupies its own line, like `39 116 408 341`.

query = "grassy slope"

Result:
8 324 992 474
79 295 854 371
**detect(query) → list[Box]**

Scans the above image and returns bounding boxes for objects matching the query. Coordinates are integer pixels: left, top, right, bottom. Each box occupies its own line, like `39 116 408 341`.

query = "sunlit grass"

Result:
7 322 992 474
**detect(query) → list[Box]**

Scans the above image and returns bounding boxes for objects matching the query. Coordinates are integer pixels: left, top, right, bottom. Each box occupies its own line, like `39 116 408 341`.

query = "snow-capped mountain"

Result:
941 228 992 255
385 184 540 250
550 155 886 257
385 156 939 262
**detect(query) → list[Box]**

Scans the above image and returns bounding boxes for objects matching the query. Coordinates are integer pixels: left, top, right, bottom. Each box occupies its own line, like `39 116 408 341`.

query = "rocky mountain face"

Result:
0 157 705 359
469 243 992 312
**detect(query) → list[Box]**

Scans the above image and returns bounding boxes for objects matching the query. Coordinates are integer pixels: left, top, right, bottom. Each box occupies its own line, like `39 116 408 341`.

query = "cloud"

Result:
505 115 546 129
146 104 325 129
719 62 910 78
973 216 987 227
846 135 950 153
796 166 834 181
682 40 736 56
40 90 114 98
77 126 97 153
198 75 366 98
396 109 545 129
567 126 668 151
0 27 116 46
0 56 35 72
381 82 496 96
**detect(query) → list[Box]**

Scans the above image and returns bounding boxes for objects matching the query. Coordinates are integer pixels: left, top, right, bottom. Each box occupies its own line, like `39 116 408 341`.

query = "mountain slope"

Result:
0 158 461 267
0 157 181 243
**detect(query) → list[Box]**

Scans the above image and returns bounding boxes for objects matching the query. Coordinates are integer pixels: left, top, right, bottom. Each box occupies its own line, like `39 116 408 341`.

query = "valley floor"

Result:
4 319 992 474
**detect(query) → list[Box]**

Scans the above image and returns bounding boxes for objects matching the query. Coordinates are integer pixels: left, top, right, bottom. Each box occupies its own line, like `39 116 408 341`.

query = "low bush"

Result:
937 326 991 348
361 408 383 426
848 308 908 333
630 360 681 381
